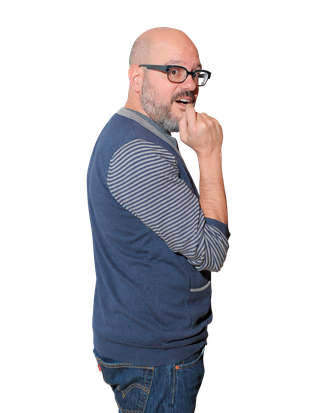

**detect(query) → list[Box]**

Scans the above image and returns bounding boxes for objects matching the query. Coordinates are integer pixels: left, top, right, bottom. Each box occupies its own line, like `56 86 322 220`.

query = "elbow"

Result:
193 244 229 272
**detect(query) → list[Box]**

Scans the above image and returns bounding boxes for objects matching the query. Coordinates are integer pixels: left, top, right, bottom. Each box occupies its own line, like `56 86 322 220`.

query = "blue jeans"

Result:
94 347 205 413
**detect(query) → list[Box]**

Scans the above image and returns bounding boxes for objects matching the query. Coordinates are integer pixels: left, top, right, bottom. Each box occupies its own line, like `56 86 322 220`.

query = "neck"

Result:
124 94 149 118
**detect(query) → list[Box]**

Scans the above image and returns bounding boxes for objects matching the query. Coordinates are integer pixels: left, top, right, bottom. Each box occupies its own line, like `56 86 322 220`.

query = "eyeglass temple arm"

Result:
139 65 168 72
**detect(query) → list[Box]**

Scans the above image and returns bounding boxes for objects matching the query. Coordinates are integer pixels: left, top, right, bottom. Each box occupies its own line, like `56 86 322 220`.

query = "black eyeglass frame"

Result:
139 65 211 86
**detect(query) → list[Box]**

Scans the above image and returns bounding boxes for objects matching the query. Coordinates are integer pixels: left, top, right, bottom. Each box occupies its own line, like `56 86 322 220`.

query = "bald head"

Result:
125 27 202 131
129 27 198 67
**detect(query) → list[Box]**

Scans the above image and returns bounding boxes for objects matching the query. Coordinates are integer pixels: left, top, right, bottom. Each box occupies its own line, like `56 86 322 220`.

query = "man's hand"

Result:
179 104 228 225
179 104 223 159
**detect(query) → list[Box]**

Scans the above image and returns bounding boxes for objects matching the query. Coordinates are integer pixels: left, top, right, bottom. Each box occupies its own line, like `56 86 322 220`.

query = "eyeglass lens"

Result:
167 67 208 86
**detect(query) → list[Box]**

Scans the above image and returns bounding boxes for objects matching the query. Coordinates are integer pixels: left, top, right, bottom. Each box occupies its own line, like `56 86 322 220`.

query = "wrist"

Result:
198 151 222 172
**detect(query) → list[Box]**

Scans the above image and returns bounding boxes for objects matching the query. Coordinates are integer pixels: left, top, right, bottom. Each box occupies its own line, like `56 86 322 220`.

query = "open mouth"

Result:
175 98 191 105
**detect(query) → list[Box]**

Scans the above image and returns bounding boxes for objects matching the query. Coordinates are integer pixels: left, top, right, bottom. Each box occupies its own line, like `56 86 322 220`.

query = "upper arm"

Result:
108 139 229 271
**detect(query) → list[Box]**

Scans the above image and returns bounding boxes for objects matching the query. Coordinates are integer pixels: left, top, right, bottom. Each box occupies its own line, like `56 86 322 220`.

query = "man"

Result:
87 27 230 413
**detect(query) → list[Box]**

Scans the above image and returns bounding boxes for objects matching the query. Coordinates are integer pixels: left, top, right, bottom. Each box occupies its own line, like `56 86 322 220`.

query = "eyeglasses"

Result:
139 65 211 86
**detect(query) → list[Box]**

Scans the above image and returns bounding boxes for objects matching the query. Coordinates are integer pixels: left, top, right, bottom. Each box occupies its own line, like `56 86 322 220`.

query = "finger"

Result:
184 103 197 126
178 110 188 140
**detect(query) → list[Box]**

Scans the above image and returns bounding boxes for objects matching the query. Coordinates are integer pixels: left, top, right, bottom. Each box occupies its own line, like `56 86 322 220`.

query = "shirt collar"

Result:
117 108 180 155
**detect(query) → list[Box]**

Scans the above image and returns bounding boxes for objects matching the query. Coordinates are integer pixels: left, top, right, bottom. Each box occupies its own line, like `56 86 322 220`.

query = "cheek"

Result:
158 88 175 106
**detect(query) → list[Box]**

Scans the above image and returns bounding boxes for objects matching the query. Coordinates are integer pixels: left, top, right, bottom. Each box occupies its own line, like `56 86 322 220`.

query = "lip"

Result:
175 102 192 112
175 100 191 108
172 91 196 106
176 97 192 102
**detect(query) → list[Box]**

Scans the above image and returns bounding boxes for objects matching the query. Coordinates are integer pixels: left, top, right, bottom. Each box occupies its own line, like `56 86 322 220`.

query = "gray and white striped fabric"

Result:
108 139 228 272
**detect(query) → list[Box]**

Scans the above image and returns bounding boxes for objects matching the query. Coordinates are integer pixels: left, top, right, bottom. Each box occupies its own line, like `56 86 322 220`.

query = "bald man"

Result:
87 27 230 412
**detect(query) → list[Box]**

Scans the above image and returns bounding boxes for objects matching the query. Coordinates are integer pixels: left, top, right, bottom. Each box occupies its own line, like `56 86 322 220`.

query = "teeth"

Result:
178 99 190 103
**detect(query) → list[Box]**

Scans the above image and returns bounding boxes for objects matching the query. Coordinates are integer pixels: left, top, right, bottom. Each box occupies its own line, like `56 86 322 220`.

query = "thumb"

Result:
179 110 188 143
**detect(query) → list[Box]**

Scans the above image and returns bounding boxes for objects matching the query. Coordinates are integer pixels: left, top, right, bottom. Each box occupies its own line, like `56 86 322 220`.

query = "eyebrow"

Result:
164 59 202 70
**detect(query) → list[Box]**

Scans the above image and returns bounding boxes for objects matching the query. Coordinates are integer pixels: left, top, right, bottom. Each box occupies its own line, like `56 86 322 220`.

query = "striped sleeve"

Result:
108 139 229 272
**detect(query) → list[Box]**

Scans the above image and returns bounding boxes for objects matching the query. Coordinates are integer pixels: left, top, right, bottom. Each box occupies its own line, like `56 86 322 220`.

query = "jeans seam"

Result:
142 367 154 413
172 365 176 404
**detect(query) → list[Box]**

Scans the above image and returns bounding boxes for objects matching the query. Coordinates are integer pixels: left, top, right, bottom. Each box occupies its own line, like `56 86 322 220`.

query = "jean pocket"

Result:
96 356 154 413
176 346 205 370
172 348 205 410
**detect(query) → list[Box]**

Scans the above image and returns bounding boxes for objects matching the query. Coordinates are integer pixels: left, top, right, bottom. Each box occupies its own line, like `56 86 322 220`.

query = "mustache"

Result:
171 90 196 105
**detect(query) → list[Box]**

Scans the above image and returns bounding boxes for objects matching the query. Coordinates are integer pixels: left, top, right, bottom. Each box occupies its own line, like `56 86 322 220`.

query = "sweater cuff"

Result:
205 217 231 239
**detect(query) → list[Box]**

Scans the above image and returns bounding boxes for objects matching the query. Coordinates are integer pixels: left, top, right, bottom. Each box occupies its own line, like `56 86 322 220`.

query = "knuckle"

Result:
199 121 208 133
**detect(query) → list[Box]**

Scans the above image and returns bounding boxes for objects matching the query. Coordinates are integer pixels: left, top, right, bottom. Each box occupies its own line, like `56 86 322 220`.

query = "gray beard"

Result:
140 77 180 133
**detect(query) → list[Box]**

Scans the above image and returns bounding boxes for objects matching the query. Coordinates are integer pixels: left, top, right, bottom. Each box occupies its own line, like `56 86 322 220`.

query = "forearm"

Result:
109 138 229 271
178 104 228 226
198 152 228 225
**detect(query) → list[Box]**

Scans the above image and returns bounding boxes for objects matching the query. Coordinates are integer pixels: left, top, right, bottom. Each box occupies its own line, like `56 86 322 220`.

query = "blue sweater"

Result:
87 108 230 366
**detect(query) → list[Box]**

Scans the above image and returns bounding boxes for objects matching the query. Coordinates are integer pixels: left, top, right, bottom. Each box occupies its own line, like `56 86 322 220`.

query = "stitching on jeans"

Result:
174 348 204 371
97 359 154 413
172 365 176 404
96 358 153 370
121 383 150 398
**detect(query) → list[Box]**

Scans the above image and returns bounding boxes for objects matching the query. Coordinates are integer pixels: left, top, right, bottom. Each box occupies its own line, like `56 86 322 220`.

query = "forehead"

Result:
149 34 201 68
164 57 202 70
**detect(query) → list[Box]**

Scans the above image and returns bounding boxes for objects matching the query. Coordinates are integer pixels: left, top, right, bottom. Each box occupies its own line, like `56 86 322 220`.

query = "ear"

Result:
128 65 144 93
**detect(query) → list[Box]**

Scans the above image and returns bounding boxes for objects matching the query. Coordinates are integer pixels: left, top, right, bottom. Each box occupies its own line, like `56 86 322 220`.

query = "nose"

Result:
181 73 198 92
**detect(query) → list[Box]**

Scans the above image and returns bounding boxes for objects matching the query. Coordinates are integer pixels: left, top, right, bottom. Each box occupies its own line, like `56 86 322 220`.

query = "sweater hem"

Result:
93 333 207 367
